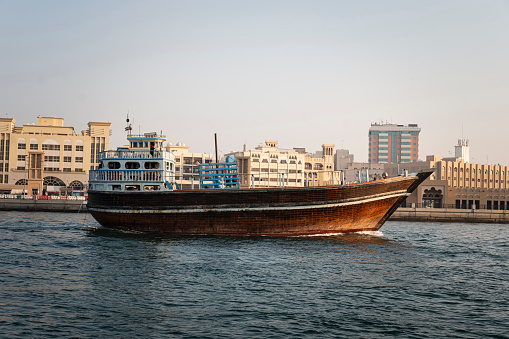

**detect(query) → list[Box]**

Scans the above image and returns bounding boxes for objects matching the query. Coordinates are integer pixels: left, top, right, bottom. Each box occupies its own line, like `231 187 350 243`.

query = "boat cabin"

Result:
89 133 177 192
89 132 240 192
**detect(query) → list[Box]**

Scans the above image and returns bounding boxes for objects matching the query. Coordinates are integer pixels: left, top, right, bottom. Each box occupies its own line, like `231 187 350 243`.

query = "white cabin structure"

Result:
89 133 176 192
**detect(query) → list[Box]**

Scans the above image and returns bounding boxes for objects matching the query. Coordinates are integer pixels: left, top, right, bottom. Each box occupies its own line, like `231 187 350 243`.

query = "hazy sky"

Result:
1 0 508 164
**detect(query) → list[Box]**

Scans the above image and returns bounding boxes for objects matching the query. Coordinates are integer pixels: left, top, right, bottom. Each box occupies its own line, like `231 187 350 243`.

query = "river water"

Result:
1 211 507 338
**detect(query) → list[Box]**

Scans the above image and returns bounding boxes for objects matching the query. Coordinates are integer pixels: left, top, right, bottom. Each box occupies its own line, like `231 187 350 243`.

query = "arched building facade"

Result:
0 116 110 195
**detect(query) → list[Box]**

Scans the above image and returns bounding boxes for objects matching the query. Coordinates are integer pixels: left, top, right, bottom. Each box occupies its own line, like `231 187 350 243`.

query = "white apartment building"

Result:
226 141 305 188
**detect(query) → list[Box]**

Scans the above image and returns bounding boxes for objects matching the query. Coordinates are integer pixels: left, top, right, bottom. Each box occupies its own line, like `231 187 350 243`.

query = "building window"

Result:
42 144 60 151
64 156 72 162
76 145 84 151
75 157 83 163
46 156 60 162
17 155 26 161
30 144 38 150
18 143 26 149
64 145 72 151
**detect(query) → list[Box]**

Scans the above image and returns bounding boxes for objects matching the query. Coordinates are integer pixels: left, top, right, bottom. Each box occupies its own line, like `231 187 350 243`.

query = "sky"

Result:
1 0 508 164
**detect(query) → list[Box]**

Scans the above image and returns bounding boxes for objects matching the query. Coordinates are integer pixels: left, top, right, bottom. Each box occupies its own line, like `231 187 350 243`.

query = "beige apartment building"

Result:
301 144 337 186
165 142 214 190
386 155 509 210
0 116 110 195
226 141 305 188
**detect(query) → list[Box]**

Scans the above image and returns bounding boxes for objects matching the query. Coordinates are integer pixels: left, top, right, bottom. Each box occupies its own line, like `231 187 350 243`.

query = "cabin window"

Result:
125 185 140 191
108 162 121 169
145 162 160 169
144 185 160 191
111 184 122 191
126 162 140 169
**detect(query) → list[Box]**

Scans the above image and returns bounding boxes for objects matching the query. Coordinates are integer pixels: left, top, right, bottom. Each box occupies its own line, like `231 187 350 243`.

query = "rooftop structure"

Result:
454 138 470 163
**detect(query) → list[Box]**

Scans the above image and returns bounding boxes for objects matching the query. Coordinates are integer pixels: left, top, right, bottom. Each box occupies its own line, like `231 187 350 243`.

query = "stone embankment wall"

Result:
0 198 87 212
391 207 509 224
2 198 509 222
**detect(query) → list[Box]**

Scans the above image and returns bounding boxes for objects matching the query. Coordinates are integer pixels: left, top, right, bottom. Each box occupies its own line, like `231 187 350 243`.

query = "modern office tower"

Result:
368 123 420 163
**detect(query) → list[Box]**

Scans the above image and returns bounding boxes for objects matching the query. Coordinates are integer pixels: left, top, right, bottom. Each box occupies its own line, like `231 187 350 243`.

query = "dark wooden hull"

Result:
87 170 432 236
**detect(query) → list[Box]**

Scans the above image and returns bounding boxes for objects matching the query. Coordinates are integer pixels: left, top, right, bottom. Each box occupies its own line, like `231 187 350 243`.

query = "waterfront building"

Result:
368 123 420 163
385 155 509 210
165 142 214 190
303 144 336 186
334 149 354 170
0 116 110 195
226 141 305 188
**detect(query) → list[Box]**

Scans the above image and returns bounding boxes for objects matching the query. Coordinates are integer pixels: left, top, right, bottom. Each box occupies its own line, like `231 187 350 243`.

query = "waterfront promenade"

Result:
391 207 509 224
0 196 87 213
1 196 509 223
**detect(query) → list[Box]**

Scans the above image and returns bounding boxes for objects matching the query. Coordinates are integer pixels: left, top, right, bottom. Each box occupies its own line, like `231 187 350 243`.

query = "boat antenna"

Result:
125 112 132 135
214 133 219 164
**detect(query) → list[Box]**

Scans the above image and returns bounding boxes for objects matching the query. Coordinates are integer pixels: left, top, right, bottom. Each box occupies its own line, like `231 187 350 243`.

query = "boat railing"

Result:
90 169 168 182
98 150 172 160
199 162 240 189
127 134 166 139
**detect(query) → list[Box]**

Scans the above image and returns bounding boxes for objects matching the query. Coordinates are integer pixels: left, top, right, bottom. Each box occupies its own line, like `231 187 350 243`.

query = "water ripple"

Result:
0 211 507 338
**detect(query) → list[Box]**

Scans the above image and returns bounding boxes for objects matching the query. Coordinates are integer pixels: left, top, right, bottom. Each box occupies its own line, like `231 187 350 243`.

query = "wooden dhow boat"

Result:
87 132 432 236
